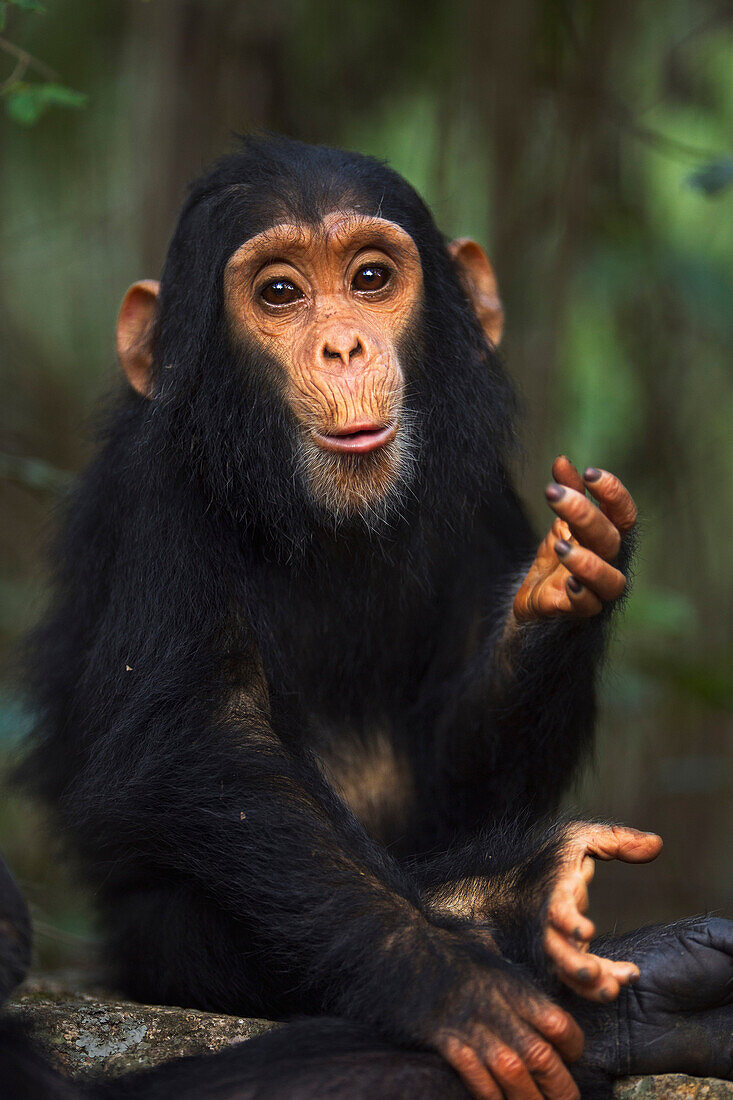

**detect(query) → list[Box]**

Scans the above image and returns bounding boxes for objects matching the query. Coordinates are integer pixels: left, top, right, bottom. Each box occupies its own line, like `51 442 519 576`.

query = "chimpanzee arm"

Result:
429 462 636 828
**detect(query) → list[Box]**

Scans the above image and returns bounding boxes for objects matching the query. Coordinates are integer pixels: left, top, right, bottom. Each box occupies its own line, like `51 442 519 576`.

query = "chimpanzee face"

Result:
223 212 424 516
115 148 503 526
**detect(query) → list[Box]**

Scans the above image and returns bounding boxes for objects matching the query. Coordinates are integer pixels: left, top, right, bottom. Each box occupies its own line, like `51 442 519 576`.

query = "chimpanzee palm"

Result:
13 137 733 1099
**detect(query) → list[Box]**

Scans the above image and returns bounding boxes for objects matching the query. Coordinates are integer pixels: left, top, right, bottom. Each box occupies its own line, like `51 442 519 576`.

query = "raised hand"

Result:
543 824 663 1003
513 456 637 623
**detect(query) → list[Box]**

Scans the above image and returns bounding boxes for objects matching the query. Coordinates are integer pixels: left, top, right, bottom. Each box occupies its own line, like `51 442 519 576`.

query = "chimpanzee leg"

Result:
99 1020 468 1100
99 883 276 1017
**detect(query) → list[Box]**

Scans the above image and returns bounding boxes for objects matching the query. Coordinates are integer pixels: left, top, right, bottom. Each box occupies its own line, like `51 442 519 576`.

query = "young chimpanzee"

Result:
10 136 733 1099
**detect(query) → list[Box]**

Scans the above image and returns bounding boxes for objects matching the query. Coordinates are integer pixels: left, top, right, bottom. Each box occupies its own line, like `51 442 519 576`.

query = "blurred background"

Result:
0 0 731 974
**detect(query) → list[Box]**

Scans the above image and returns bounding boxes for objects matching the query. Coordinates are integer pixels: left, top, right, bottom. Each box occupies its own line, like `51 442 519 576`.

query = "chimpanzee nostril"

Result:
321 336 363 364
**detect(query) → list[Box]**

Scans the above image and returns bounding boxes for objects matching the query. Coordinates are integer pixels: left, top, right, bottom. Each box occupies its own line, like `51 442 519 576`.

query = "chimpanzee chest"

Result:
311 719 416 846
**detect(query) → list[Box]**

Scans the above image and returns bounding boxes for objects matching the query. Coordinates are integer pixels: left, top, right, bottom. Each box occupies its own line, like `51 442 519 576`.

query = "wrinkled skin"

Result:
513 457 637 625
567 917 733 1095
412 933 585 1100
543 823 663 1003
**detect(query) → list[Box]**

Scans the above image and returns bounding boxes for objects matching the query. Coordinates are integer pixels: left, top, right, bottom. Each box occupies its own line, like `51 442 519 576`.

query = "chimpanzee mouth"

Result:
312 423 397 455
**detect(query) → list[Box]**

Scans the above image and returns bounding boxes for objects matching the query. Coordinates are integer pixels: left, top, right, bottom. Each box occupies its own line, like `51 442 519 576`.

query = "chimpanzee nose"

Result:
321 334 363 365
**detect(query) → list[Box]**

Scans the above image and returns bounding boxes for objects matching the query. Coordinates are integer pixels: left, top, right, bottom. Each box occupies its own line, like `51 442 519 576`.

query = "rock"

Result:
6 973 275 1078
615 1079 733 1099
5 974 733 1096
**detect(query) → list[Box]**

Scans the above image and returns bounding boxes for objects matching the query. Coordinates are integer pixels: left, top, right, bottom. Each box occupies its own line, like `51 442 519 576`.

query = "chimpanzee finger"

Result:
523 1039 583 1100
523 1002 585 1064
545 485 621 560
554 541 626 602
442 1038 504 1100
583 825 663 864
558 970 622 1003
548 896 595 941
545 927 601 984
583 468 637 533
564 575 603 617
548 932 638 994
487 1043 544 1100
551 455 585 496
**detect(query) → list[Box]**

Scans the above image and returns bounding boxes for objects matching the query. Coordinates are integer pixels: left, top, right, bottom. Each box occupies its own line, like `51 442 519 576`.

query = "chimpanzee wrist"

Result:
331 919 506 1042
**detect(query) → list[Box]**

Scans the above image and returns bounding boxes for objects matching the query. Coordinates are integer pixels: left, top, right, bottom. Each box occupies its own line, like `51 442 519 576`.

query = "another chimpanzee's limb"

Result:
563 918 733 1099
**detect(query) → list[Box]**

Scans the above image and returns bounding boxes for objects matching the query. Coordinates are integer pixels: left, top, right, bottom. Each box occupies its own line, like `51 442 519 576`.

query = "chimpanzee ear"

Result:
447 238 504 347
116 280 160 398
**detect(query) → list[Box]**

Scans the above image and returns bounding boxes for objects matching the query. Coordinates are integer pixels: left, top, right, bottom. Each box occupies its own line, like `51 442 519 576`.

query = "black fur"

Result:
7 136 728 1096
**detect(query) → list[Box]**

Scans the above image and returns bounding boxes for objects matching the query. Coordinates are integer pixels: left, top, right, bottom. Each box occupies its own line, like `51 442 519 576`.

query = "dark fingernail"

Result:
546 483 565 502
555 539 571 557
600 988 615 1003
567 576 583 594
584 467 602 483
577 967 591 982
628 971 640 984
574 927 583 939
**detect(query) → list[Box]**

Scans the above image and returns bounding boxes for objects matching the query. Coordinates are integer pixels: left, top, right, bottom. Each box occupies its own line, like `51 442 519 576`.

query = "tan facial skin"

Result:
224 213 423 515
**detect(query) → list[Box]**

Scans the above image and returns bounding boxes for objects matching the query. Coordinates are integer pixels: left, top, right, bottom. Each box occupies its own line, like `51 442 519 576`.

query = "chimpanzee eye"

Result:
259 279 304 306
352 265 391 293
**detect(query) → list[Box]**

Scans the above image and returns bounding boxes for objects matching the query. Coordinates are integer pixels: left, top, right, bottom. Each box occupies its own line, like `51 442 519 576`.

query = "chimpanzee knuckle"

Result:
606 568 626 597
562 491 588 522
607 528 622 558
557 1081 581 1100
583 594 603 617
582 554 605 584
604 476 638 527
523 1039 557 1073
491 1046 524 1078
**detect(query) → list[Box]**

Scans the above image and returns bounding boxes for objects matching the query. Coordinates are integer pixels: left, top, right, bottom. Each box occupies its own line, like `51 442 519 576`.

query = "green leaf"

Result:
0 451 71 491
4 84 45 124
0 4 7 31
7 0 46 11
35 82 87 108
3 81 87 125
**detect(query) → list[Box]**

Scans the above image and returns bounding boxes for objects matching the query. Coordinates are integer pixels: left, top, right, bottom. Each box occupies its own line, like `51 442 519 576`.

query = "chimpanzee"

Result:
9 136 732 1099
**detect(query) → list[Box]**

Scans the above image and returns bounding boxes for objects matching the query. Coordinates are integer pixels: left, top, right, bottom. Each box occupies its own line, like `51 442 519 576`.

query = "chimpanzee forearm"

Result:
431 534 635 831
487 529 635 817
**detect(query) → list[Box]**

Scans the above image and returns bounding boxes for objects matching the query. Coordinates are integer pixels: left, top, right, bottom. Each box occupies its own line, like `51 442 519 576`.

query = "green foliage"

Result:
0 0 46 33
0 452 70 491
7 0 47 11
3 80 86 124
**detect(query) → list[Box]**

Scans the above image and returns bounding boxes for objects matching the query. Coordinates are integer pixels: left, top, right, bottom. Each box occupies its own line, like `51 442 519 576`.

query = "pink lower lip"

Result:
313 423 397 454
